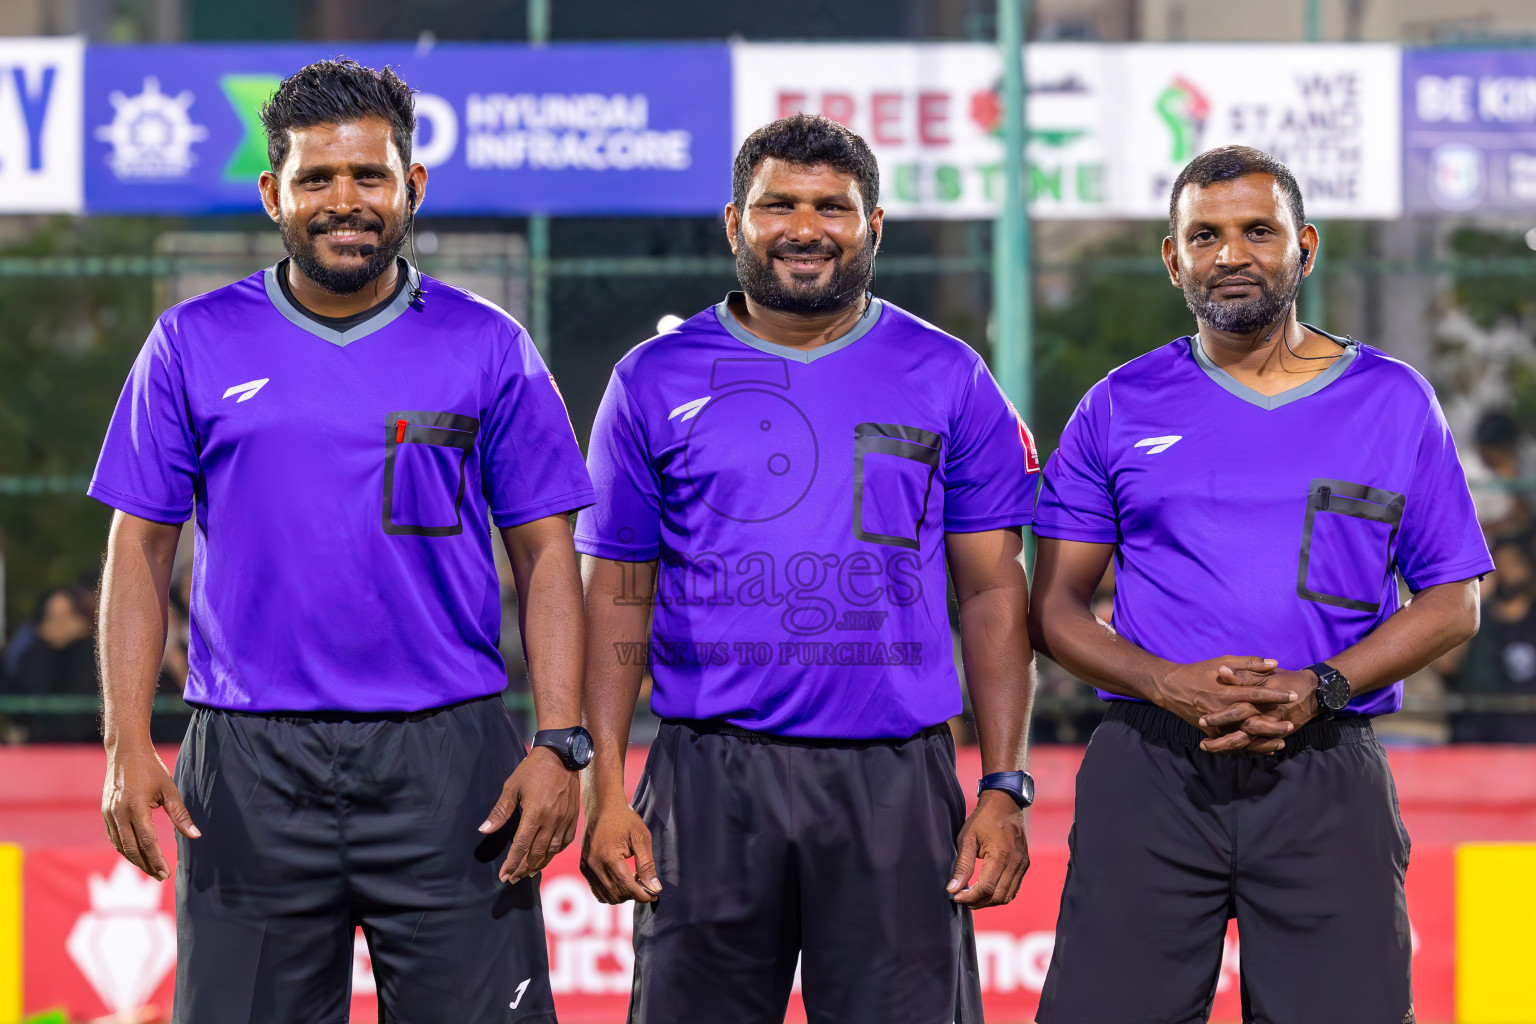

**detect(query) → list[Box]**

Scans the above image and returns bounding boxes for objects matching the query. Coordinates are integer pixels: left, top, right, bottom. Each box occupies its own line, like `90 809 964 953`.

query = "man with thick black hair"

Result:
93 58 592 1022
578 114 1039 1023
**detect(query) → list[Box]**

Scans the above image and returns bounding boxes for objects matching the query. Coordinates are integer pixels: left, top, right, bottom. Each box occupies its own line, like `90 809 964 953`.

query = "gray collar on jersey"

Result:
263 261 422 347
1187 325 1360 411
714 290 884 363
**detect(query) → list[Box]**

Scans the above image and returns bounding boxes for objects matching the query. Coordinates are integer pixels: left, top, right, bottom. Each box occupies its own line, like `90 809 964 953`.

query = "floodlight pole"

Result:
1302 0 1326 329
993 0 1032 427
529 0 552 358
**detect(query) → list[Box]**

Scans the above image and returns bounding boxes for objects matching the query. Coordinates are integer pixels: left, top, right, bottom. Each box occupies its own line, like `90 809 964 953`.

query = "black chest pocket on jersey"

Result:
1296 478 1405 613
383 410 480 537
852 422 942 550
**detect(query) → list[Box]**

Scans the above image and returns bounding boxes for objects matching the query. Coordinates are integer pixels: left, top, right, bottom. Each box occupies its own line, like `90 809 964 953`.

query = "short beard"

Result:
280 206 408 295
1182 260 1299 335
735 228 876 315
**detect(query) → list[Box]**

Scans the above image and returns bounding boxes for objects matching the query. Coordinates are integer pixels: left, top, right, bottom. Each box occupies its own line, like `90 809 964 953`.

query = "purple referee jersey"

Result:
574 293 1038 739
90 263 594 713
1033 332 1493 716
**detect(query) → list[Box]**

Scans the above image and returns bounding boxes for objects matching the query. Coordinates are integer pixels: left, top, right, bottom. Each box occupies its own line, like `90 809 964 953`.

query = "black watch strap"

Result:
533 726 594 771
1306 662 1351 718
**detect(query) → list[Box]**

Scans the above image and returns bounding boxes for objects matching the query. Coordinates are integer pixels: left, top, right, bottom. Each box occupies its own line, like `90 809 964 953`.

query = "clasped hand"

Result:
1156 657 1320 755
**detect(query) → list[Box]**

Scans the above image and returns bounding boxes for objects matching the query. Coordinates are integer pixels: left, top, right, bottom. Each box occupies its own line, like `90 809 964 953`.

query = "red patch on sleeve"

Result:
1017 415 1040 474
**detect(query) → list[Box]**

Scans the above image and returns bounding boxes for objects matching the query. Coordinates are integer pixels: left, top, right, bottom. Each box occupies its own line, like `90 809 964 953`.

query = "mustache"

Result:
767 240 841 259
307 214 385 238
1205 272 1267 289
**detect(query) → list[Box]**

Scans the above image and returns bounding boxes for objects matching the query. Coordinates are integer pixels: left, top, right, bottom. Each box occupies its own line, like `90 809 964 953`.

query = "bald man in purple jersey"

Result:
576 115 1039 1024
1030 146 1490 1023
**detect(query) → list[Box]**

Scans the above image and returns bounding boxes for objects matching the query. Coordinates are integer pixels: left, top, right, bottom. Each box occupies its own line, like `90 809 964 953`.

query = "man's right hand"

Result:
1153 656 1298 746
580 801 661 905
102 743 200 881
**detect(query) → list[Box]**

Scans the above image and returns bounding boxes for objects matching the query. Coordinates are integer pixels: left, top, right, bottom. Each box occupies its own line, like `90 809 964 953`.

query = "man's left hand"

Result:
480 746 581 884
947 789 1030 908
1199 669 1320 754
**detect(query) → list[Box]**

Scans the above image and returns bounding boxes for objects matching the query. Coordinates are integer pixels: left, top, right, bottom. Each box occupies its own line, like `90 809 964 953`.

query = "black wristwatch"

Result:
978 771 1035 809
1305 663 1352 719
532 726 594 771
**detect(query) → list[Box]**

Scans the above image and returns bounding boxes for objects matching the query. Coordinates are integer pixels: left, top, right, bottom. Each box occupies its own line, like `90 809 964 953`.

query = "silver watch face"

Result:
1019 773 1036 806
569 731 594 768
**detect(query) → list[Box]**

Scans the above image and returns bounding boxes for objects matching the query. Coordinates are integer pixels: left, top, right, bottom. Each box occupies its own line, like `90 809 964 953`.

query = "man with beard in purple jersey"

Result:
576 115 1039 1024
1029 146 1490 1024
92 60 592 1023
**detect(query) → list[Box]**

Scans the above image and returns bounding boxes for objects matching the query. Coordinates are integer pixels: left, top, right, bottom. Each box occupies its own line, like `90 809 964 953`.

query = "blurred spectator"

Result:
1470 411 1535 536
1 584 100 742
0 618 36 685
1443 534 1536 743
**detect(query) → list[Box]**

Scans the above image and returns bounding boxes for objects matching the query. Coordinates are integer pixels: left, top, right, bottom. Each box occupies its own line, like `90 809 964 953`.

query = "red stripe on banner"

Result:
0 743 1518 1021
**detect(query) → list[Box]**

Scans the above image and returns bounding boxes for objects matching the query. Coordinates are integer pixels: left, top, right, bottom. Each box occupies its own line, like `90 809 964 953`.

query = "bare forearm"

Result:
98 512 179 751
944 529 1036 773
581 557 655 806
502 520 585 732
1027 538 1176 706
958 586 1035 774
1030 596 1172 704
1329 579 1480 696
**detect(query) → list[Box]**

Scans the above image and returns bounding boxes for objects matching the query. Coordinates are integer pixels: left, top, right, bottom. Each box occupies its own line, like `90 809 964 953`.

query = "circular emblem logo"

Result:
1429 144 1483 211
685 388 818 523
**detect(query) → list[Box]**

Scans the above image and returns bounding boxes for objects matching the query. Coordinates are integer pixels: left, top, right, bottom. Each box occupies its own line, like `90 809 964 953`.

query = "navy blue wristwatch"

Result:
533 726 594 771
978 771 1035 809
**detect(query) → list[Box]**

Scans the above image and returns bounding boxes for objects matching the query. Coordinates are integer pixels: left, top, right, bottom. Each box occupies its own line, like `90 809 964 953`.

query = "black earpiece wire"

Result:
355 182 423 307
404 182 424 309
1260 247 1342 362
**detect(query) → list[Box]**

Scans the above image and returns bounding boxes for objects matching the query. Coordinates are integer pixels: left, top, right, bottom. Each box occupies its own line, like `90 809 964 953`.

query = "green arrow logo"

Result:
220 74 282 182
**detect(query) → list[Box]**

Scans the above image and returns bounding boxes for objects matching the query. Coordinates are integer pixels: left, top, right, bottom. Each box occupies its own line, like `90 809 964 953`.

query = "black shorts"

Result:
171 695 556 1024
628 719 984 1024
1036 701 1413 1024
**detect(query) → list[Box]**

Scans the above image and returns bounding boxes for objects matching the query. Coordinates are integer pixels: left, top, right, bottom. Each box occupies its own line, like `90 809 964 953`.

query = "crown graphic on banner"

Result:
87 862 166 912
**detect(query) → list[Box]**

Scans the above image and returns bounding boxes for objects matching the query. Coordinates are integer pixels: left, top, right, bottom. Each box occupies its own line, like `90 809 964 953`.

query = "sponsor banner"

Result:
1404 49 1536 213
1118 44 1402 220
0 37 83 213
1455 843 1536 1021
15 840 1456 1023
732 42 1119 220
83 43 732 215
22 845 382 1022
732 43 1401 220
24 848 180 1021
0 844 19 1020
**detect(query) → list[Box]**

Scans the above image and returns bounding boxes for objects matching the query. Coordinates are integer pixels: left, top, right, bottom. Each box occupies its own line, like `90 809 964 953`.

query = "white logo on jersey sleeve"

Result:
222 378 270 403
509 977 531 1009
1134 435 1182 454
667 396 710 422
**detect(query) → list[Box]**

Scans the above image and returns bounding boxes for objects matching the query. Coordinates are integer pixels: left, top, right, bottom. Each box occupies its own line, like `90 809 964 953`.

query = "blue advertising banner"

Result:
1404 48 1536 212
84 43 733 215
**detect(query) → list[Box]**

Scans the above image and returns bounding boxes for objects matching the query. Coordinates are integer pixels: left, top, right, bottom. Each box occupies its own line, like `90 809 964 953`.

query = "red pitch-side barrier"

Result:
3 742 1531 1023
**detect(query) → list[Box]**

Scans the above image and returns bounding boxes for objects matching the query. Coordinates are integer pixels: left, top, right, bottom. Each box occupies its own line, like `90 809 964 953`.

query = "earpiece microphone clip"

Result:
348 183 424 306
